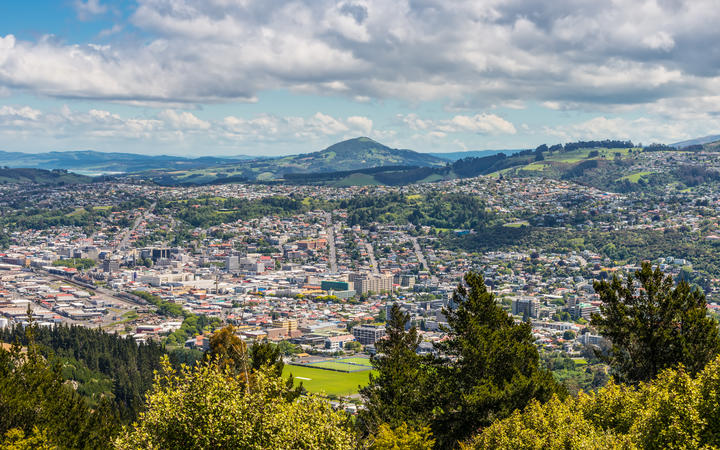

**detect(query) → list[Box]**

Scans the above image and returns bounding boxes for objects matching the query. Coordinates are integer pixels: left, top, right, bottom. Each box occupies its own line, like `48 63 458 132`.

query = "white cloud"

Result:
399 113 516 135
75 0 107 20
346 116 373 135
0 0 718 111
543 115 718 145
159 110 211 130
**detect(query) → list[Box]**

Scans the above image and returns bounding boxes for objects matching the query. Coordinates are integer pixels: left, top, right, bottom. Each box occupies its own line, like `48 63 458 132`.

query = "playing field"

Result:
338 357 372 366
283 364 375 396
307 361 368 371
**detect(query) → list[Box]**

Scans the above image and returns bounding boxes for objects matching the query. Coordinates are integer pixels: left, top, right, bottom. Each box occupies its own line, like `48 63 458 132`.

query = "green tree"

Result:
468 354 720 449
430 272 564 448
591 262 720 384
250 340 283 376
359 303 428 435
0 323 119 449
114 358 356 449
369 422 435 450
205 326 250 384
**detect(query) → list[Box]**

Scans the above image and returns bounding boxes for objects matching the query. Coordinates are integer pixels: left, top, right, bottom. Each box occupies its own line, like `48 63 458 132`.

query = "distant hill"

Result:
152 137 447 184
671 135 720 148
0 168 92 185
0 150 257 174
429 149 527 162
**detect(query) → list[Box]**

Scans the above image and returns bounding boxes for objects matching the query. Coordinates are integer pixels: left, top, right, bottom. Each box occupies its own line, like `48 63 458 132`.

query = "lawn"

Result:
307 361 369 371
283 364 375 396
338 357 373 367
617 171 655 183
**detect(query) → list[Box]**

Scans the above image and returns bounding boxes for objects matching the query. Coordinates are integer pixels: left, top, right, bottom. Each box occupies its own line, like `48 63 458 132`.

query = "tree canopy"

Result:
591 261 720 384
469 354 720 449
114 358 356 449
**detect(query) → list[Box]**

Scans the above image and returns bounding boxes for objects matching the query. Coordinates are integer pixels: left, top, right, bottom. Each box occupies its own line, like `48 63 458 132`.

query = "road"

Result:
411 236 429 271
327 225 338 274
365 242 379 274
117 202 156 250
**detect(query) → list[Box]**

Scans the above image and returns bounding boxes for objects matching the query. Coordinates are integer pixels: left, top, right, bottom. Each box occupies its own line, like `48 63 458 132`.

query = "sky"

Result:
0 0 719 157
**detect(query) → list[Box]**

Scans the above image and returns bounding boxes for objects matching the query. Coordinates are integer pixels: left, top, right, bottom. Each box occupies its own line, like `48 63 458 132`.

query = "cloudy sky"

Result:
0 0 719 156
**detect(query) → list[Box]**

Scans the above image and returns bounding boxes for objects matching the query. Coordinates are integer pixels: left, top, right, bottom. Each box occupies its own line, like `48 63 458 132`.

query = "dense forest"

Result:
0 324 164 421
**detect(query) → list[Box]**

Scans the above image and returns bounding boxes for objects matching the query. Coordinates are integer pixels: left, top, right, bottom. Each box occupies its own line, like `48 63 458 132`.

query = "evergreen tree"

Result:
205 325 250 387
359 303 428 435
250 340 284 376
591 261 720 384
0 322 119 449
429 272 564 448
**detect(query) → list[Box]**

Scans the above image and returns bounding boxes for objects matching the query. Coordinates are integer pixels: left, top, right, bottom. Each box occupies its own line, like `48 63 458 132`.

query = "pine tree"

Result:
429 272 563 448
250 340 284 376
359 303 428 435
592 261 720 384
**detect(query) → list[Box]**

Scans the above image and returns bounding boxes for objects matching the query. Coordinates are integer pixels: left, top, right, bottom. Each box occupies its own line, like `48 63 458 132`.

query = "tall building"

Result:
102 259 120 273
350 273 394 294
226 255 239 273
511 297 538 318
352 324 386 345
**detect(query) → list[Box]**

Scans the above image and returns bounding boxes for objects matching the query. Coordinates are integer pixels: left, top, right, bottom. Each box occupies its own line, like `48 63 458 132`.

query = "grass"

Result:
331 173 381 187
283 364 375 396
306 361 369 371
617 171 655 183
521 162 549 171
503 220 530 228
339 357 373 366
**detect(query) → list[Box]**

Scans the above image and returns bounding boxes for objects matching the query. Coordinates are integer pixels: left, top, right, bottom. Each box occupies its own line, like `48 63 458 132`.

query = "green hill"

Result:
150 137 447 184
0 168 92 185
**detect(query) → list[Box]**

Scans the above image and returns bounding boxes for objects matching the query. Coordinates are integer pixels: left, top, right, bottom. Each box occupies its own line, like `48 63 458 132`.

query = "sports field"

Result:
307 360 367 371
338 357 372 366
283 364 375 396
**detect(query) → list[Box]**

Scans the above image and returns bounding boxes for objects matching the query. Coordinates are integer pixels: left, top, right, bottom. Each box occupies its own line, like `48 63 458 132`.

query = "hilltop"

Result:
0 150 255 174
0 167 92 185
151 137 447 184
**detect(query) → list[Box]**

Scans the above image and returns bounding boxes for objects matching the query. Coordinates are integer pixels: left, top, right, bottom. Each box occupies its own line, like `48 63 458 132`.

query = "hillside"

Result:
150 137 447 184
429 149 526 161
671 134 720 148
0 150 255 174
0 168 92 185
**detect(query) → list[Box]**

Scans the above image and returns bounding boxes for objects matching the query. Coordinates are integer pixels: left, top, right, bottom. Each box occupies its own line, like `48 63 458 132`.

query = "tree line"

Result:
2 263 720 448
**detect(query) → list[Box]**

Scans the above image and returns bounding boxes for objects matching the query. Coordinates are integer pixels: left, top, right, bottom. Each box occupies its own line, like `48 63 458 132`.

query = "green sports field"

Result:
338 357 372 366
283 364 375 396
306 361 368 371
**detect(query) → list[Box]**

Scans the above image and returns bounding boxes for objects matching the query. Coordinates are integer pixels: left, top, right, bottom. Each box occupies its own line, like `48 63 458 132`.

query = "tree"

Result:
429 272 564 448
0 322 119 449
114 358 356 449
591 262 720 384
369 422 435 450
359 303 428 435
206 325 250 388
468 354 720 449
250 340 283 377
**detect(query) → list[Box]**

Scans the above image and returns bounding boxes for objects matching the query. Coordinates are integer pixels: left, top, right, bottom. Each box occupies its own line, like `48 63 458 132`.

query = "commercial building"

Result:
352 324 386 345
511 297 539 318
350 273 393 294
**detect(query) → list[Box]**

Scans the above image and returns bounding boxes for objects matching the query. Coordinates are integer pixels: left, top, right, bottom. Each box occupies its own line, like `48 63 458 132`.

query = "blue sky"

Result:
0 0 718 156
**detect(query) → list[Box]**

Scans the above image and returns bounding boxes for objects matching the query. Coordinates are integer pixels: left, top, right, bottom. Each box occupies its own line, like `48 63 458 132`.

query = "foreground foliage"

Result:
0 328 119 449
114 357 356 449
469 354 720 449
592 261 720 384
